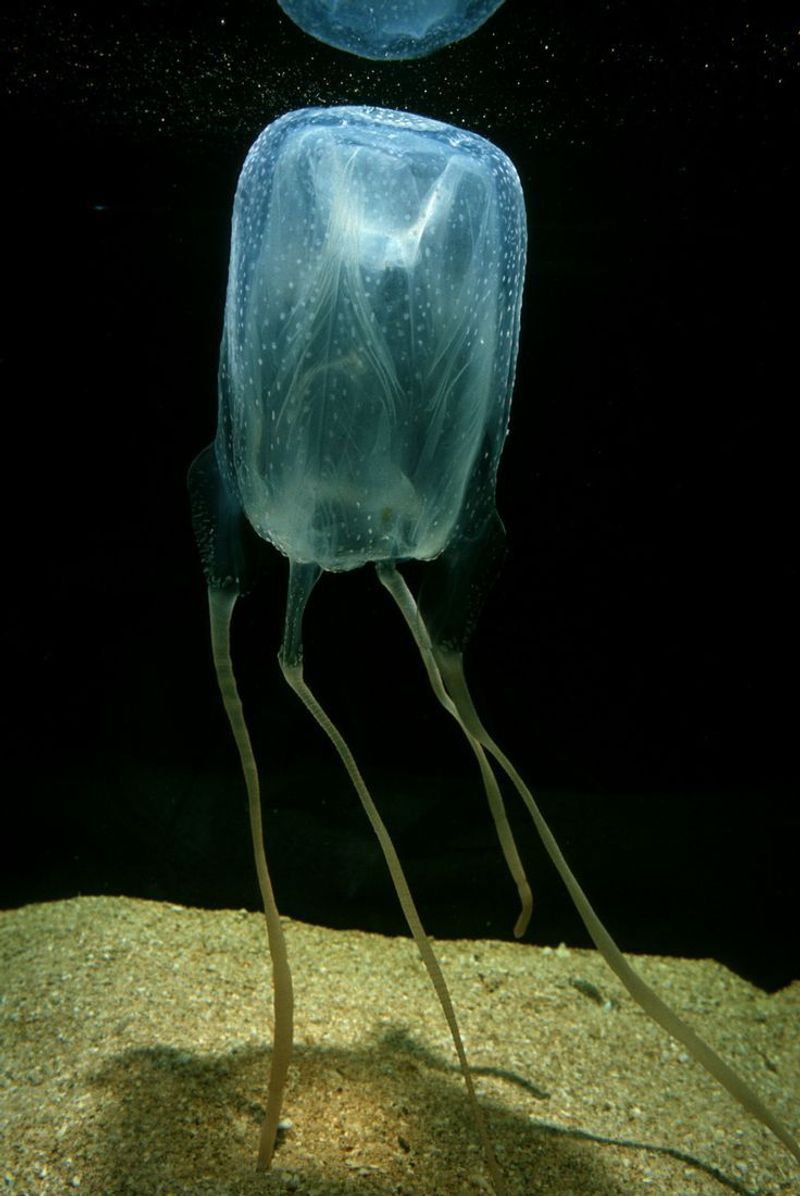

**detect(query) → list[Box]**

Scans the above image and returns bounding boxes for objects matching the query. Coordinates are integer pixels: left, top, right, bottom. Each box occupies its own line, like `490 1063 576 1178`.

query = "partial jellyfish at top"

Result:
276 0 507 60
188 105 800 1192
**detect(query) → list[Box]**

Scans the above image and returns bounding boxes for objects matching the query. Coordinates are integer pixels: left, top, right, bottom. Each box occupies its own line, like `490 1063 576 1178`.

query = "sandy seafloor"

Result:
1 897 798 1196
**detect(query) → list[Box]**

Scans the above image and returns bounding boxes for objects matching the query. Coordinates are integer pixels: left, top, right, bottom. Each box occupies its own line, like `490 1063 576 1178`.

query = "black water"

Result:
2 0 797 989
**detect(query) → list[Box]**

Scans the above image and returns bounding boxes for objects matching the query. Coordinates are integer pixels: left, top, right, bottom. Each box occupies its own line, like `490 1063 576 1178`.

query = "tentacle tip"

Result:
513 892 533 939
512 912 531 939
256 1121 280 1171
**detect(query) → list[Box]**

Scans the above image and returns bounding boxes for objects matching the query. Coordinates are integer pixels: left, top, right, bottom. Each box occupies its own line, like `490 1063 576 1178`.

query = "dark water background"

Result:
1 0 797 988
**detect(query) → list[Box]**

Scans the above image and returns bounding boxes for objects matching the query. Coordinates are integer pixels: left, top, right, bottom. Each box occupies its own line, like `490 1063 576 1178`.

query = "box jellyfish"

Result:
188 106 799 1190
276 0 506 60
